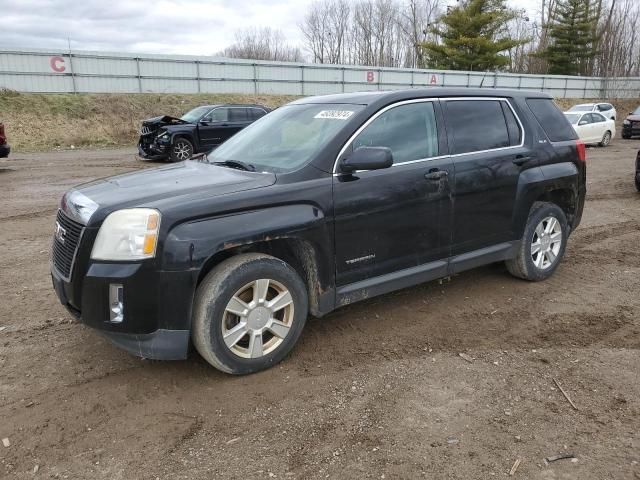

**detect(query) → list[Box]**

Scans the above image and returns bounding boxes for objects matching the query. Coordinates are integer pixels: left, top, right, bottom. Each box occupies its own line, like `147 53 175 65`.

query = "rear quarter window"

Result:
526 98 578 142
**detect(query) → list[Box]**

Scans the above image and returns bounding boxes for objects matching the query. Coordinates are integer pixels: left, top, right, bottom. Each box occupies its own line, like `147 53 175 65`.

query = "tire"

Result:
169 137 194 162
192 253 308 375
506 202 568 282
599 131 612 147
635 174 640 192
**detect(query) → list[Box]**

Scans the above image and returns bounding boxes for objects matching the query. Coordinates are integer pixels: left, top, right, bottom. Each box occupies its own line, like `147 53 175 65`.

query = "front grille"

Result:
52 210 84 280
140 125 154 136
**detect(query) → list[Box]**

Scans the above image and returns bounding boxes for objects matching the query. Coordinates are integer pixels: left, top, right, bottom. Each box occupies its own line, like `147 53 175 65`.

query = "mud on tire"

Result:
192 253 308 375
506 201 568 282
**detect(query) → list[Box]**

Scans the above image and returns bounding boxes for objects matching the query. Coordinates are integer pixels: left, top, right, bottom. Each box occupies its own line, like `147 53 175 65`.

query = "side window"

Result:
208 108 229 122
592 113 606 123
250 108 267 120
444 100 510 154
229 108 248 122
581 114 593 124
526 98 578 142
351 102 439 164
500 102 522 147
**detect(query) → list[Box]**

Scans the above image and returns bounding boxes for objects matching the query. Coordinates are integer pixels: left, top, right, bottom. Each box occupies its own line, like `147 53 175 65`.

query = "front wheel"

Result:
506 202 568 282
599 131 612 147
192 253 308 374
169 137 194 162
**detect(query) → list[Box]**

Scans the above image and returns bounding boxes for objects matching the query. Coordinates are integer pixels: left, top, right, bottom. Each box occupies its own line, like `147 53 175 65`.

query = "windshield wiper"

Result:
211 160 256 172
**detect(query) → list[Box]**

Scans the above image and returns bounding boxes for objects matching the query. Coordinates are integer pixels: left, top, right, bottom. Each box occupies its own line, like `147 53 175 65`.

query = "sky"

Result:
0 0 541 57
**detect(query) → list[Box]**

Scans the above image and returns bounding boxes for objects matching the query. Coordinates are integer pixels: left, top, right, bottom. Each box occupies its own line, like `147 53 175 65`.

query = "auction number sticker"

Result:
314 110 354 120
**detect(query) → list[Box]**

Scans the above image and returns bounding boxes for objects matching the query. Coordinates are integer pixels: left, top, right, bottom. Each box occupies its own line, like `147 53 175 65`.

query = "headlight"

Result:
624 119 631 125
91 208 161 260
156 130 170 140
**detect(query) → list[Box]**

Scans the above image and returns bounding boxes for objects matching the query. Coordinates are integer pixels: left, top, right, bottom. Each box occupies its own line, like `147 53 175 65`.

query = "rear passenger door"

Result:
442 98 532 259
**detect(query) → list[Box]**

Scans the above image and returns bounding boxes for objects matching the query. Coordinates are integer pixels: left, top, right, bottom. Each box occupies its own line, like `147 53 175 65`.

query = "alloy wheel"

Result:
221 279 294 359
531 216 562 270
173 141 193 160
602 132 611 146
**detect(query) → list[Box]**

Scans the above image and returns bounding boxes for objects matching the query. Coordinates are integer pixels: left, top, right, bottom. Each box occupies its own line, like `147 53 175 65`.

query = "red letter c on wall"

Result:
50 56 66 73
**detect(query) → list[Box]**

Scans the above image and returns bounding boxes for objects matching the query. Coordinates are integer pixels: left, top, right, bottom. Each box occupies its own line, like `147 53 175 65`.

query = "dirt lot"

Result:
0 140 639 480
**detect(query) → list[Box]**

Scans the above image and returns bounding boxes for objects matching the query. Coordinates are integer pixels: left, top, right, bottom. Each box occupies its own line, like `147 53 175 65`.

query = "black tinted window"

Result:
250 108 267 120
526 98 578 142
501 102 522 146
352 102 439 163
445 100 510 154
207 108 228 122
229 108 248 122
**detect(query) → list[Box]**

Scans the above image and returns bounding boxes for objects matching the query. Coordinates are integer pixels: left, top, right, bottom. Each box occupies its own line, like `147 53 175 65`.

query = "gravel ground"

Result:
0 141 639 480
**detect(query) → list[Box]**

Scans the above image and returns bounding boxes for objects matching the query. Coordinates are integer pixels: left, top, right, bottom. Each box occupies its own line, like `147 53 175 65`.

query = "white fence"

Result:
1 47 639 98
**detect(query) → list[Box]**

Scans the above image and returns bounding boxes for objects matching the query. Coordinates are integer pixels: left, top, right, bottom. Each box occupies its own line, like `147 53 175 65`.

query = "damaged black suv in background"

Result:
138 104 270 162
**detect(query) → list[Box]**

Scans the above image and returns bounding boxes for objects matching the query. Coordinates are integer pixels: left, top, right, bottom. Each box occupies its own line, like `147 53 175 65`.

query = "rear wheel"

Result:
599 131 612 147
169 137 194 162
192 253 308 374
506 202 568 282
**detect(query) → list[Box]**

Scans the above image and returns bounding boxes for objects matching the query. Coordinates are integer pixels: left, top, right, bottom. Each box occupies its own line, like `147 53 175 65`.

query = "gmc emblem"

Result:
54 221 66 244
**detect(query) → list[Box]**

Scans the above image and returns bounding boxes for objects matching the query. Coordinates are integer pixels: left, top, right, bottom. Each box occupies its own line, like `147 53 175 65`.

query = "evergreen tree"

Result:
421 0 526 71
538 0 599 75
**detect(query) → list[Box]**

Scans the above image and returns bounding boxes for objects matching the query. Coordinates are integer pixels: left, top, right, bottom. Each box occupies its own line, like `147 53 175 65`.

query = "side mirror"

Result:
340 146 393 173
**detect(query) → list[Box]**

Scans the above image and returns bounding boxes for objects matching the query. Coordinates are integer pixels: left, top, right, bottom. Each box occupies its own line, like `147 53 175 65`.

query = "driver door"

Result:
332 100 453 289
198 107 231 148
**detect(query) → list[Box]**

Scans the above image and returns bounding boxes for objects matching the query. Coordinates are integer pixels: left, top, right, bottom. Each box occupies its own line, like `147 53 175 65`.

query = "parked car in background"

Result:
567 102 617 121
564 111 615 146
622 106 640 139
51 88 586 374
0 123 10 158
138 104 270 162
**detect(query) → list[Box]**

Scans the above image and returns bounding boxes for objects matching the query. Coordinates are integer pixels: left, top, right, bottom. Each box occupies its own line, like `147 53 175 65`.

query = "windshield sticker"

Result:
314 110 355 120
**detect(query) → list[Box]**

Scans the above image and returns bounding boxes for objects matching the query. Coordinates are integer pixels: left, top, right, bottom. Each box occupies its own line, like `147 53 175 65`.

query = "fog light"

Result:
109 284 124 323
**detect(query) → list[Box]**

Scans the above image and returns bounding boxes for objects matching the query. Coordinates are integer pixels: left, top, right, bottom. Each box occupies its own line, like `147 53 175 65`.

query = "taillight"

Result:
576 140 586 162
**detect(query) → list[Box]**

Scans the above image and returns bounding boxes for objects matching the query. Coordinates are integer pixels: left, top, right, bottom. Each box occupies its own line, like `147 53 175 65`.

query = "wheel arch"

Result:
514 164 581 238
196 237 331 318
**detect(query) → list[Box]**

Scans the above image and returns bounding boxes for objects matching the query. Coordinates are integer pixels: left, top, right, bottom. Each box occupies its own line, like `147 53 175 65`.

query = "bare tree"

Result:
219 27 303 62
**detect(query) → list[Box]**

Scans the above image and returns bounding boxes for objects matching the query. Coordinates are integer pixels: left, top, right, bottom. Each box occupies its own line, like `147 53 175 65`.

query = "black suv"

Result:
52 89 586 374
138 104 270 161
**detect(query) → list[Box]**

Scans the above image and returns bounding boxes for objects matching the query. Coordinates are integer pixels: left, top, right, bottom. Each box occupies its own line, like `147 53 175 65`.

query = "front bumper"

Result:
138 138 170 160
51 260 194 360
0 143 10 158
622 125 640 138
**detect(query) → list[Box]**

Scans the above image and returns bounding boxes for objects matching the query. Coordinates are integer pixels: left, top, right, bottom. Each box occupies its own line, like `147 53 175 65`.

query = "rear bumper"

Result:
0 144 10 158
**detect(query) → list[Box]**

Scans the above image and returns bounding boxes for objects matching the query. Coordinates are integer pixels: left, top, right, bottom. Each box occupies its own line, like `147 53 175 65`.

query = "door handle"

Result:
424 170 448 180
513 155 533 166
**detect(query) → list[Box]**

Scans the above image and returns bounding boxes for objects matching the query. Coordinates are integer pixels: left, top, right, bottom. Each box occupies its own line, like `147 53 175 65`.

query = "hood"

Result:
626 114 640 122
142 115 189 127
62 160 276 225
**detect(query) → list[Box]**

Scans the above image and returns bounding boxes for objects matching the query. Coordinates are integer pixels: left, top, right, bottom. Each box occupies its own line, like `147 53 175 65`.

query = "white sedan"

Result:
564 111 615 147
567 102 617 121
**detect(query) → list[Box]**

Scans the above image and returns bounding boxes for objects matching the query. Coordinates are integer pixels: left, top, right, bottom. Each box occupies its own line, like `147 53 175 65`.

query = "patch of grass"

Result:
0 92 635 152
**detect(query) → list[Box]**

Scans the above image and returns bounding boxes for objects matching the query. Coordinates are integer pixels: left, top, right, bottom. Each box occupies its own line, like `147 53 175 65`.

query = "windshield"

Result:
568 105 593 112
181 106 211 123
207 104 364 173
633 106 640 115
564 113 582 125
